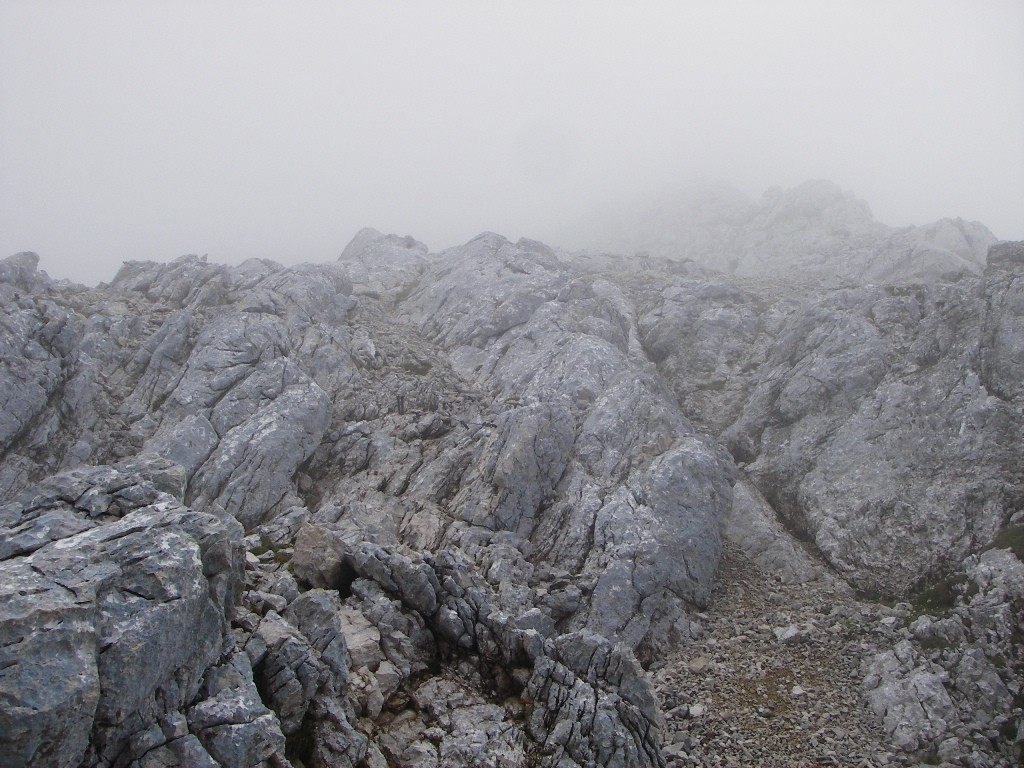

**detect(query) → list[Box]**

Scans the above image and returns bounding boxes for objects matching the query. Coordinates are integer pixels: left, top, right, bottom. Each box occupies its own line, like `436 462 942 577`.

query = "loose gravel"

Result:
652 544 919 767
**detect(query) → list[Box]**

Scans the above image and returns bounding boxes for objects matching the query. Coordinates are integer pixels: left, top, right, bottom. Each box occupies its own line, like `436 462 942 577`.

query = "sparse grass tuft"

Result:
986 524 1024 563
917 635 952 652
250 535 292 566
911 573 968 615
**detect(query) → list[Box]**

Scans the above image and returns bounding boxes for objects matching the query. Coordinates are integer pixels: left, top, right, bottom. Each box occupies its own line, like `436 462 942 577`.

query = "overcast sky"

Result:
2 1 1022 285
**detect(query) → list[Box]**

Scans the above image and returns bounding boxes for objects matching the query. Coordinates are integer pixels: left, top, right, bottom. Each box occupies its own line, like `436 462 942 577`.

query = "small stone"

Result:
774 624 805 643
668 705 689 720
687 656 712 673
664 743 688 758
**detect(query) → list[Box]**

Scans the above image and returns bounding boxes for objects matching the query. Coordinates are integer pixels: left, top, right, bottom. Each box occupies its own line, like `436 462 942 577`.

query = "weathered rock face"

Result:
2 239 718 766
722 254 1024 596
634 277 785 434
338 227 429 299
862 545 1024 765
1 229 1022 766
386 233 734 656
980 241 1024 404
732 181 995 283
0 459 270 768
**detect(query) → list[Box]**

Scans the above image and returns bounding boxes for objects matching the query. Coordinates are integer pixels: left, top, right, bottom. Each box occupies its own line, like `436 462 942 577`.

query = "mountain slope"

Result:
0 230 1021 767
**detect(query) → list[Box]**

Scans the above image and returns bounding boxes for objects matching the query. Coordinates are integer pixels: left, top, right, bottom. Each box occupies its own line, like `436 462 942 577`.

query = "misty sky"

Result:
2 1 1022 286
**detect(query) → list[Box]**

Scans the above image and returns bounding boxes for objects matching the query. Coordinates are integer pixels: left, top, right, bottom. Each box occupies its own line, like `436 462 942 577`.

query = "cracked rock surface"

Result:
1 228 1022 766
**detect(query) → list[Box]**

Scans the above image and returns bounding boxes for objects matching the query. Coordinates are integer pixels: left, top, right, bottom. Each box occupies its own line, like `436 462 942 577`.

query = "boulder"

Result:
0 465 260 768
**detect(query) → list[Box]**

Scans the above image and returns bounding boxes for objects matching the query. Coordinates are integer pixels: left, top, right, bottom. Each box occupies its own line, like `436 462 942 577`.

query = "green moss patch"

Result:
985 524 1024 563
911 573 968 615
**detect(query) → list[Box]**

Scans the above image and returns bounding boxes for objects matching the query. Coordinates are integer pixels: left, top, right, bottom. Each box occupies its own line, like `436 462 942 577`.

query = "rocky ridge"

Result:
558 179 997 284
0 214 1021 766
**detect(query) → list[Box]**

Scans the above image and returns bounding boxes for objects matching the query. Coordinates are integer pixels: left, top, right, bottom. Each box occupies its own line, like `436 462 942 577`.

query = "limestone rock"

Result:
338 227 430 298
0 465 253 768
291 522 352 590
557 179 996 285
724 268 1024 596
723 475 821 584
3 231 1023 766
187 652 288 768
862 546 1024 764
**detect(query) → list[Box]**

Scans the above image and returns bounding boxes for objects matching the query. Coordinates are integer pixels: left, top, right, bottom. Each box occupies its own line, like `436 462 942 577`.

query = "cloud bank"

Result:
1 0 1022 285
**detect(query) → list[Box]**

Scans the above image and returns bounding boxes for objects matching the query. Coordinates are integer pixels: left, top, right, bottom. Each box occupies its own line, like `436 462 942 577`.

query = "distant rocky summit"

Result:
558 179 997 285
0 196 1021 766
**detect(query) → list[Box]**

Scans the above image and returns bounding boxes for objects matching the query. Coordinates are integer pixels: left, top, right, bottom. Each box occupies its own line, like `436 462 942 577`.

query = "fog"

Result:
2 0 1022 286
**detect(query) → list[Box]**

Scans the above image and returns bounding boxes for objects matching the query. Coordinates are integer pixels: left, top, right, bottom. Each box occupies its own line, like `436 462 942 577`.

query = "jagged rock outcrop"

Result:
338 228 429 299
721 249 1024 597
862 545 1024 765
0 460 667 767
732 181 994 283
634 277 785 434
341 542 664 767
0 459 284 768
249 232 736 669
1 229 1021 766
1 240 703 766
557 179 997 285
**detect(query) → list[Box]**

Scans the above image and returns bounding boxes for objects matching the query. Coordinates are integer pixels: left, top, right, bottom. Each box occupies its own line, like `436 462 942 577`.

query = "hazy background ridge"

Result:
2 0 1022 286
